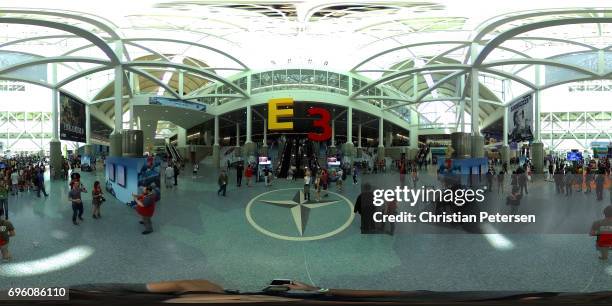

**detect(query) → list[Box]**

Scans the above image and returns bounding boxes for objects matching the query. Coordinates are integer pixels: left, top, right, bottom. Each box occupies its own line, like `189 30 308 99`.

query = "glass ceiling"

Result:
2 0 611 71
1 0 612 129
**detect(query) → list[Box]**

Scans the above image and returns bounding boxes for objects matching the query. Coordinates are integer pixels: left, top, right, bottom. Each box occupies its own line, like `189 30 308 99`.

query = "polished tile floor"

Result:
1 161 612 293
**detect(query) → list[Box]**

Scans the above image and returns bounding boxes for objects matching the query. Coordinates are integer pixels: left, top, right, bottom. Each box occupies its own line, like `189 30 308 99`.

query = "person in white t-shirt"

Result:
165 165 174 188
192 164 199 178
10 171 19 196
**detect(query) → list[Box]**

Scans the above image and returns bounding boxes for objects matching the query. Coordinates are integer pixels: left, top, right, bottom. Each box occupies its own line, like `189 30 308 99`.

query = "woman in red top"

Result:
92 181 104 219
245 165 253 187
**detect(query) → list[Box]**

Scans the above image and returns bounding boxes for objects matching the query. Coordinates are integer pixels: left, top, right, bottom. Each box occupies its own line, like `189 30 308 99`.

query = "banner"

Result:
507 94 534 143
59 93 86 142
149 97 206 112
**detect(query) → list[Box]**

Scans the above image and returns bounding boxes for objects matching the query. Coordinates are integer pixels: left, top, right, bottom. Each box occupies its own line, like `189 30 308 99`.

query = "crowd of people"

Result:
0 155 48 262
549 158 612 201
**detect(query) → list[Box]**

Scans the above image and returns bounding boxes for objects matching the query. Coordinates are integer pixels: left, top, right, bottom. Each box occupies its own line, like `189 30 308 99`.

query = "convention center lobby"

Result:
1 0 612 304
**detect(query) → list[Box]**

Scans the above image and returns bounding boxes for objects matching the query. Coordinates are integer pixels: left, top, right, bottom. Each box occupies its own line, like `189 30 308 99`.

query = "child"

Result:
192 163 199 179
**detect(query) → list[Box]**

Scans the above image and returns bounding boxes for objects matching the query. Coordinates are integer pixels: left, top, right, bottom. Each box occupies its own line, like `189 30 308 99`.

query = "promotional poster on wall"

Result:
59 93 87 143
105 157 161 204
507 94 534 143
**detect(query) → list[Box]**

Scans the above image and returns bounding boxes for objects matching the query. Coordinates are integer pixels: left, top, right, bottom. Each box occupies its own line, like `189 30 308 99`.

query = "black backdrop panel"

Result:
59 93 86 143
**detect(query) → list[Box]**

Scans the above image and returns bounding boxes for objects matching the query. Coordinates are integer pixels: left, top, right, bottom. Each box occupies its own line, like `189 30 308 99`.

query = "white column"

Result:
458 100 465 132
410 109 418 148
178 70 184 99
346 106 352 144
330 119 335 147
236 122 240 147
378 117 384 147
129 72 139 95
503 106 509 146
246 104 252 143
470 43 480 136
51 64 59 141
129 103 135 129
85 104 91 144
457 75 465 132
51 91 59 141
534 65 542 142
177 127 187 146
114 65 123 134
214 115 219 145
113 41 124 135
471 68 479 136
263 118 268 147
357 124 362 148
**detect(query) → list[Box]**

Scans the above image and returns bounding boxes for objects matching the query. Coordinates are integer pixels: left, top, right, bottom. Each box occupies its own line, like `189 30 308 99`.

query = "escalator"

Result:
276 138 293 178
165 143 183 163
275 137 317 178
165 144 176 161
170 143 183 163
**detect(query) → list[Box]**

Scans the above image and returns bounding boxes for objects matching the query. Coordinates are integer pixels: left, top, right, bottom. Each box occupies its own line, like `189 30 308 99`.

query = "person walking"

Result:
10 170 19 196
547 162 553 182
0 180 8 220
165 164 174 188
399 160 407 186
565 170 574 197
352 165 358 185
36 169 48 197
486 168 495 192
518 167 528 195
354 183 376 234
595 172 605 201
0 208 15 262
69 181 85 225
411 167 419 189
173 163 179 186
497 170 505 194
585 166 593 193
236 162 243 187
321 169 329 197
245 165 253 187
506 186 522 214
304 170 311 201
192 163 199 179
336 168 344 192
217 170 228 196
554 168 563 194
314 173 322 202
91 181 104 219
590 205 612 260
134 187 156 235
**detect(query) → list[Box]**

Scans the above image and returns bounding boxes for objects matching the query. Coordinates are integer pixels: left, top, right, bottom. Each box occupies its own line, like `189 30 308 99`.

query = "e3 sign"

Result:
268 98 331 142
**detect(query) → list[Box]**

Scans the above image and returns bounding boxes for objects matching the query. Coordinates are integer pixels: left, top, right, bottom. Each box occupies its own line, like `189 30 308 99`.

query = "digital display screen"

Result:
567 151 583 161
117 165 126 187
